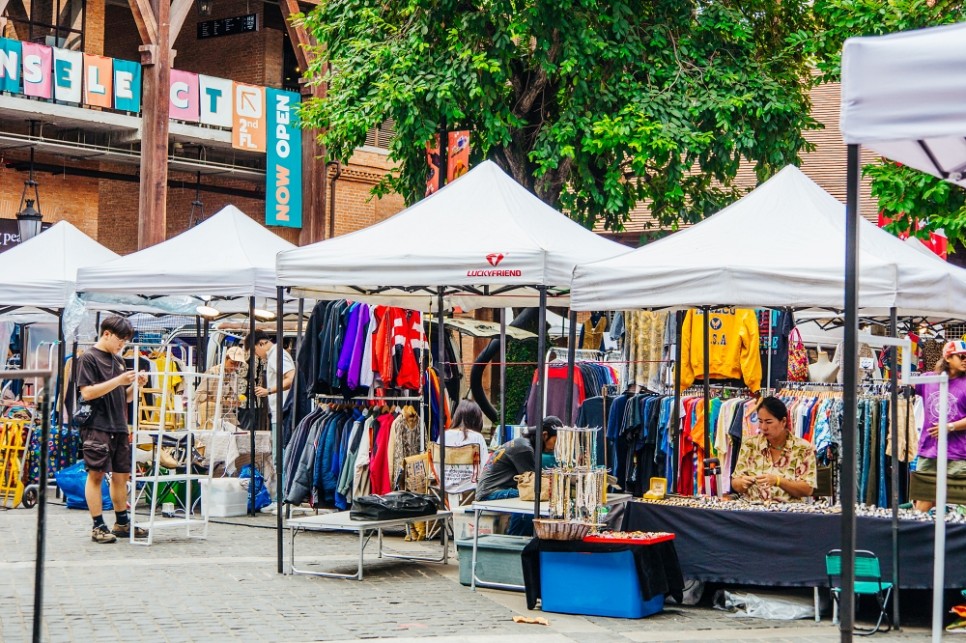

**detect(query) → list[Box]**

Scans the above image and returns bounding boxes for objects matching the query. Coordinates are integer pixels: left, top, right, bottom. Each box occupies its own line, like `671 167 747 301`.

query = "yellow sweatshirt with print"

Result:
680 308 762 392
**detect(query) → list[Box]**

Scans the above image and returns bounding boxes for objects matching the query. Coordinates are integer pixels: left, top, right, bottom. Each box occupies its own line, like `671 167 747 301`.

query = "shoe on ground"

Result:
112 523 149 539
91 526 117 544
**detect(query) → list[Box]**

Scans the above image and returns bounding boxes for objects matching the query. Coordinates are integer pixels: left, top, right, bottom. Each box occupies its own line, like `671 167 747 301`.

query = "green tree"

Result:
802 0 966 246
298 0 818 231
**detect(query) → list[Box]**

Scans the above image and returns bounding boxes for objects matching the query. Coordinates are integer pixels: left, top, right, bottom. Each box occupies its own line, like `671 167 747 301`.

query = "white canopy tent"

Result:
276 160 630 309
0 220 118 311
570 165 966 317
840 21 966 187
277 159 631 548
842 22 966 640
76 205 295 298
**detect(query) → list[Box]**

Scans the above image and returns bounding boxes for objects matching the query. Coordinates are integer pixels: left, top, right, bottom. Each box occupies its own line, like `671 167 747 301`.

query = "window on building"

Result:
12 0 86 50
365 119 395 150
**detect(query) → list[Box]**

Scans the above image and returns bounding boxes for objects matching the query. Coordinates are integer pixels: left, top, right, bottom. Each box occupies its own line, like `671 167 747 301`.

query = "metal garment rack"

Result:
312 393 426 450
129 343 213 545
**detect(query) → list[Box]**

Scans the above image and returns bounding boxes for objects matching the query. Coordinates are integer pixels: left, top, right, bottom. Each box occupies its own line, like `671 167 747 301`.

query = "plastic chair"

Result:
826 549 893 635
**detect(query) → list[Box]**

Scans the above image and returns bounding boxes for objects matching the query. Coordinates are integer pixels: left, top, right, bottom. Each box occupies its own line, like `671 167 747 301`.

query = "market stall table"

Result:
624 500 966 588
467 494 631 591
287 510 452 581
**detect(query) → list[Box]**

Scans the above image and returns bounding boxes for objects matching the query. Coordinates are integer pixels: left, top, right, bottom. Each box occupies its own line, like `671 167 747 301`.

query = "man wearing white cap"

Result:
195 346 247 429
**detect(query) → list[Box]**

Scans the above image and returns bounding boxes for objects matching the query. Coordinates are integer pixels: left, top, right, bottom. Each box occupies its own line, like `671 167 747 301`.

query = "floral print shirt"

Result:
733 432 816 502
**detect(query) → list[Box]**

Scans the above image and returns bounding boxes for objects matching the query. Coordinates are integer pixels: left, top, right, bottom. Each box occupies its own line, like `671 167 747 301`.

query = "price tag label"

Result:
860 357 875 370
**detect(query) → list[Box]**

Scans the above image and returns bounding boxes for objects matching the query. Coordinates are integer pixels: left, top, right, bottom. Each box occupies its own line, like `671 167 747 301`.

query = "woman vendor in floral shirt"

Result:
731 396 816 502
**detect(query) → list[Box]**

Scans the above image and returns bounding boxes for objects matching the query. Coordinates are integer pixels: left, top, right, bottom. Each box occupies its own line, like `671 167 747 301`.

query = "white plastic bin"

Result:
200 478 249 517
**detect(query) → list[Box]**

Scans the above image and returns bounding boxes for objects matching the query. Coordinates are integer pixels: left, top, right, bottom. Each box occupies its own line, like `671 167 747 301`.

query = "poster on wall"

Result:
425 130 471 196
232 83 266 152
265 88 302 228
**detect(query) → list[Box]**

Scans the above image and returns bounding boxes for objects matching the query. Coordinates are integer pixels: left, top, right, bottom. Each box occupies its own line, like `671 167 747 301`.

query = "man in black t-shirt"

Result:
75 316 147 543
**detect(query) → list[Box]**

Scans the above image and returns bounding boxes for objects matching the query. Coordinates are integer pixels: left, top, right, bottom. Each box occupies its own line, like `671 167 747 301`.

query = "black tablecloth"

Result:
624 501 966 589
521 538 684 610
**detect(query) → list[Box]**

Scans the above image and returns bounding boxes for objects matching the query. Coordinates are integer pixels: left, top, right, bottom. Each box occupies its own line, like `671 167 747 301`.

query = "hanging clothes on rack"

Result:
615 311 671 393
524 361 618 426
757 309 795 389
579 312 608 352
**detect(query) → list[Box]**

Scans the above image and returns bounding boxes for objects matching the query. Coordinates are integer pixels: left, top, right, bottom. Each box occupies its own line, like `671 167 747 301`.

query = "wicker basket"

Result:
533 519 592 541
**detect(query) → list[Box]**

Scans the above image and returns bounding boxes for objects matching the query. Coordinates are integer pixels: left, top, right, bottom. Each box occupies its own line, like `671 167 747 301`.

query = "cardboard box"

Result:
540 550 664 618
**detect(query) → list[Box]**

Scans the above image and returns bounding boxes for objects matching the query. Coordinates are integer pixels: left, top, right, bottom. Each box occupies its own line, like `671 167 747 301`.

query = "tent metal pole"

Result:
194 316 201 369
437 287 446 503
275 287 284 574
889 306 901 629
564 310 577 424
31 370 53 643
702 306 711 492
499 307 506 439
672 311 684 494
54 310 65 434
766 310 773 391
289 297 304 522
248 295 257 516
841 142 861 641
534 286 548 518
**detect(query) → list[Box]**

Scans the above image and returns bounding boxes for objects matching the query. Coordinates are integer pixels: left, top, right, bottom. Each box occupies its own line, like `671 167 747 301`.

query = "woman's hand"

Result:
755 473 781 488
731 475 756 493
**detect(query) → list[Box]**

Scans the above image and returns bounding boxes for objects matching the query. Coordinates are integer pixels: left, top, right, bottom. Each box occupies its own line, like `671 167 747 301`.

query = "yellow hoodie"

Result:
680 308 762 392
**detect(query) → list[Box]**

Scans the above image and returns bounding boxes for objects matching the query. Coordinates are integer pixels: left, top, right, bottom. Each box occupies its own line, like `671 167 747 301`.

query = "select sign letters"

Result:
0 37 303 229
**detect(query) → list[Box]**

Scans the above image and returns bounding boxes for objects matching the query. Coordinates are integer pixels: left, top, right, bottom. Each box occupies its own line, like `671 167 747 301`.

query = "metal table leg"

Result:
470 508 481 590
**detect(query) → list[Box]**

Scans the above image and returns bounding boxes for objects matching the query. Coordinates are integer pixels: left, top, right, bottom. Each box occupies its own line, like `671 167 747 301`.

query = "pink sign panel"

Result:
21 42 52 98
169 69 199 122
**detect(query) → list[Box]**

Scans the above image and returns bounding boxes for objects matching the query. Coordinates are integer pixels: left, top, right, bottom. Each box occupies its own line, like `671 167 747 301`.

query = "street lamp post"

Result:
16 121 43 243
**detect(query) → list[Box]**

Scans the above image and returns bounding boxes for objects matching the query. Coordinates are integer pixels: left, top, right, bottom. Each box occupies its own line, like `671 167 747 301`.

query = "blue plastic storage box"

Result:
539 550 664 618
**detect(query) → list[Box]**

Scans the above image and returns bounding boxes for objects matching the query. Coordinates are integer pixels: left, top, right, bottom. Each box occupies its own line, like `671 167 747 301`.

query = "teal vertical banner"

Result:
112 58 142 113
0 38 22 93
265 88 302 228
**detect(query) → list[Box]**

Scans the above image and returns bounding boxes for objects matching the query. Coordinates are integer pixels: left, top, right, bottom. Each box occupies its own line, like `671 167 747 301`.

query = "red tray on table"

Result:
582 532 676 546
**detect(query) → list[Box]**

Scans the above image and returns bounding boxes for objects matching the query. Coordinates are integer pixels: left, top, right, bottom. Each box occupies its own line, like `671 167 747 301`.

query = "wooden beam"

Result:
279 0 314 71
128 0 158 47
137 0 171 248
168 0 193 50
0 0 10 18
299 81 326 245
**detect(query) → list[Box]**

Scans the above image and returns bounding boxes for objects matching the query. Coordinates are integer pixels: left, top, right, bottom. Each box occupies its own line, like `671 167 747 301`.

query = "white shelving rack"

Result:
128 344 225 545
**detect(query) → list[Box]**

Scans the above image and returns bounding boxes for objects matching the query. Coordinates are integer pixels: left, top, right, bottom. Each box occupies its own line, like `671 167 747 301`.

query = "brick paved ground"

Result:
0 500 938 642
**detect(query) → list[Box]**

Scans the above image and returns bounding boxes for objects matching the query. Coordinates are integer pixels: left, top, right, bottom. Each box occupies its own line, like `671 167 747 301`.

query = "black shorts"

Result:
81 428 132 474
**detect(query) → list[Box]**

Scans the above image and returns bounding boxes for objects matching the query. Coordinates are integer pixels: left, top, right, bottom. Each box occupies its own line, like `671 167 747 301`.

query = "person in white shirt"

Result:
439 400 489 494
250 330 295 427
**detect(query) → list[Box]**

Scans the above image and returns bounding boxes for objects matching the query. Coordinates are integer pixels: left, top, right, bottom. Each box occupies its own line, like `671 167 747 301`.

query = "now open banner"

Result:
265 89 302 228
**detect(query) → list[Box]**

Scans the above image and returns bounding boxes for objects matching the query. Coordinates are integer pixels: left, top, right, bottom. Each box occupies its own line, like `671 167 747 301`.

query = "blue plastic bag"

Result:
53 461 114 511
238 465 271 511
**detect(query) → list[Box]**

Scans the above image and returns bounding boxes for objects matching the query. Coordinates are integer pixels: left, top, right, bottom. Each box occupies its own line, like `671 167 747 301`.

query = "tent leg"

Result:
533 286 548 518
841 142 861 640
276 287 284 574
248 296 257 517
437 287 447 503
889 307 901 630
565 310 577 425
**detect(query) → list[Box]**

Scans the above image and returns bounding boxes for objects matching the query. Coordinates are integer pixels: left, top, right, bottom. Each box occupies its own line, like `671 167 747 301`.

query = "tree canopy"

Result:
802 0 966 248
299 0 818 232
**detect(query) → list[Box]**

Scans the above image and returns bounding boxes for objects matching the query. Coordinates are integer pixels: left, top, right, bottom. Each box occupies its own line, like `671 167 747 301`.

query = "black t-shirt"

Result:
476 438 535 500
75 347 128 433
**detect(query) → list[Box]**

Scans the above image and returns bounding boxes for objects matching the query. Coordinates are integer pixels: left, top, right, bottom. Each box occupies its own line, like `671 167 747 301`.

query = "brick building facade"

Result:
0 0 404 254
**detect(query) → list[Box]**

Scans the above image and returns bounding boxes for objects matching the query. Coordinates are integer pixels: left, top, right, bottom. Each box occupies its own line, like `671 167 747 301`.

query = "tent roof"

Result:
0 221 119 309
276 160 630 309
840 21 966 189
571 165 966 318
76 205 295 298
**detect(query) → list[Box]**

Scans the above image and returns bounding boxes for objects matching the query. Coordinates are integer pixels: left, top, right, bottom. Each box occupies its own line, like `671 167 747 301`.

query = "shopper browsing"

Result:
75 316 148 543
731 396 816 502
476 416 562 535
914 340 966 512
248 330 295 430
194 346 247 429
438 400 490 494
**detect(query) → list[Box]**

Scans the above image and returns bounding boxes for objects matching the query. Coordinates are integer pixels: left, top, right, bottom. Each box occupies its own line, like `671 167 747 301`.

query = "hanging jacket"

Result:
680 308 761 392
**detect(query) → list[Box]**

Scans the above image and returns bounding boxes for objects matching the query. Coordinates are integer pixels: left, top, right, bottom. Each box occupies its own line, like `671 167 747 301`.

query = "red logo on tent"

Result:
486 253 505 267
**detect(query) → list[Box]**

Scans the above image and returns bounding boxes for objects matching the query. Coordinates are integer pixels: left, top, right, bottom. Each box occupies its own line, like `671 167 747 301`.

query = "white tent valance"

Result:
276 160 630 309
76 205 295 299
570 165 966 318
